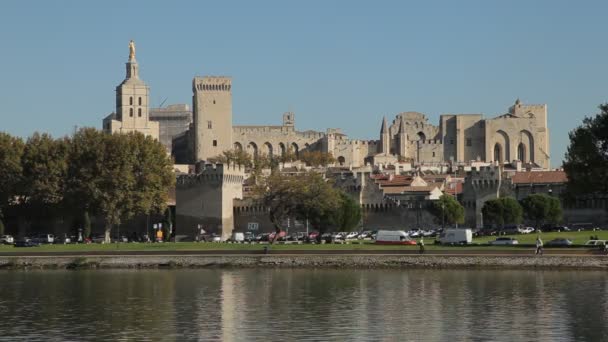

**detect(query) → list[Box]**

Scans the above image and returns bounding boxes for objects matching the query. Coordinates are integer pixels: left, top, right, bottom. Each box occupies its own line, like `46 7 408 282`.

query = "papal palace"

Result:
103 41 550 170
101 41 597 239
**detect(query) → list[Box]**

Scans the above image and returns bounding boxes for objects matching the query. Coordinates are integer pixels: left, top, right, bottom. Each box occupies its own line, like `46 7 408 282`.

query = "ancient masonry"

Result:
102 41 159 139
175 163 245 240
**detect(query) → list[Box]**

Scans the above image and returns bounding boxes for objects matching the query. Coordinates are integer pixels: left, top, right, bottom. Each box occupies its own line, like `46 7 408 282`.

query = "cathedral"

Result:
103 42 550 170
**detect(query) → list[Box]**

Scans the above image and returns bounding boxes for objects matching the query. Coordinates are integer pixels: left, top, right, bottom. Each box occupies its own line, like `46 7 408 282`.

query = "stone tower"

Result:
397 116 408 157
176 162 245 240
380 117 390 154
103 40 159 139
192 76 233 162
283 112 295 127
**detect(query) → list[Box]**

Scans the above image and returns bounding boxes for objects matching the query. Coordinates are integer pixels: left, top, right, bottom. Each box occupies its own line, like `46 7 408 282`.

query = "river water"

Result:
0 269 606 341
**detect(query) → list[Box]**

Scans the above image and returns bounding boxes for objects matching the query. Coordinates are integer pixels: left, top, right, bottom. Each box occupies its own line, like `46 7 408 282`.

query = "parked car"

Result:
268 230 287 242
357 231 372 240
545 238 573 247
320 233 333 243
584 240 607 246
522 227 536 234
408 228 422 238
30 234 54 244
541 225 571 232
489 237 519 245
307 231 320 242
14 239 39 247
0 235 14 244
91 235 106 243
345 232 359 240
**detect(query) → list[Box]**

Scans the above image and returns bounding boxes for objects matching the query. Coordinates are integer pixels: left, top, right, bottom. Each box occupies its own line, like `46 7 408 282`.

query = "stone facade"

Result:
193 76 233 162
186 74 549 170
175 162 245 240
103 44 159 140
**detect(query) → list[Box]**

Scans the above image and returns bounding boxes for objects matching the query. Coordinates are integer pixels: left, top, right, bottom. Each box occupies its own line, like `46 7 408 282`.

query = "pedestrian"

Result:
535 236 543 255
419 237 425 254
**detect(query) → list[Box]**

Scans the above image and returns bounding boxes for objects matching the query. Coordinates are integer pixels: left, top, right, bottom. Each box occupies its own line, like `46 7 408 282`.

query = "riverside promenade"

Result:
1 248 607 270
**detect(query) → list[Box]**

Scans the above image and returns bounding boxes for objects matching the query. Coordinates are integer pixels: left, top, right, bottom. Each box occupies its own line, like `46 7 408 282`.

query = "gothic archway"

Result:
247 142 258 158
338 156 346 166
291 143 299 158
234 142 243 151
494 143 503 163
517 143 526 162
263 142 273 157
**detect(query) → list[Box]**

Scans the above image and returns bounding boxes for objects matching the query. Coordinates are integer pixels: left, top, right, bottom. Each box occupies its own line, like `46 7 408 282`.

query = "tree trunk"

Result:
104 223 112 243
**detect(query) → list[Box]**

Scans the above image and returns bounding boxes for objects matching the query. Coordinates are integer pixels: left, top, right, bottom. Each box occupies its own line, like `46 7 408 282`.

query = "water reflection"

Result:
0 269 606 341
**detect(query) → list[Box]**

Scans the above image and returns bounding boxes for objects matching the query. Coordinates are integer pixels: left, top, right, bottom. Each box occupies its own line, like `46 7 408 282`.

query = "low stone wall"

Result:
1 255 607 270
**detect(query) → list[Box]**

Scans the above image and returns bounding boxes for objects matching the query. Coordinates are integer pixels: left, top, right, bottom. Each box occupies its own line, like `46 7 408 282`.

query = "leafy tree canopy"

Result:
521 194 562 228
431 194 465 226
563 103 608 196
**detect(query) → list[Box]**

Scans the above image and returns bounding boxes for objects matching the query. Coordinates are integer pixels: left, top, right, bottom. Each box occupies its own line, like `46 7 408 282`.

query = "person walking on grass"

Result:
535 236 543 255
419 237 425 254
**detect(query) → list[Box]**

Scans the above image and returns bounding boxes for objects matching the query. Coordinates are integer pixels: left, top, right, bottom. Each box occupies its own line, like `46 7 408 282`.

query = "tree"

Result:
331 192 361 232
83 211 91 239
162 207 173 242
253 171 342 242
482 197 523 228
299 151 336 167
208 149 253 168
0 132 24 217
482 199 504 227
66 129 175 242
521 194 562 228
431 195 465 226
563 103 608 197
500 197 523 225
19 133 69 223
0 218 4 236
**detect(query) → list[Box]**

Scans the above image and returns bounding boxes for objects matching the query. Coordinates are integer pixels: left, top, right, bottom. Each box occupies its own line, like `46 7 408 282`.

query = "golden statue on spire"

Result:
129 40 136 60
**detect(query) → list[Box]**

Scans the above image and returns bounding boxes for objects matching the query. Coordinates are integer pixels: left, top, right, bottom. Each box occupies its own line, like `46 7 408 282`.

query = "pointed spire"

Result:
380 117 388 134
398 116 406 134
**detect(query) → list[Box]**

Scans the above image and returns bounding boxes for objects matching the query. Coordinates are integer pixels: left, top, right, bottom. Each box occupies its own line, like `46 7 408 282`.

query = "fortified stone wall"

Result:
176 163 244 240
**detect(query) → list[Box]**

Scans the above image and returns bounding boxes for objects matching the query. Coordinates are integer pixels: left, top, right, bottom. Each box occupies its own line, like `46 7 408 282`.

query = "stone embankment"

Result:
1 254 607 270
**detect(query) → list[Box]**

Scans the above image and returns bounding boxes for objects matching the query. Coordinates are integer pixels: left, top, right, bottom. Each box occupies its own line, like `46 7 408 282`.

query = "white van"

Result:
375 230 417 245
437 229 472 245
231 232 245 242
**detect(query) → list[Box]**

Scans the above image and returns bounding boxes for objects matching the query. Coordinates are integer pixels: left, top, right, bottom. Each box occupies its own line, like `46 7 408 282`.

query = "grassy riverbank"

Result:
0 231 605 253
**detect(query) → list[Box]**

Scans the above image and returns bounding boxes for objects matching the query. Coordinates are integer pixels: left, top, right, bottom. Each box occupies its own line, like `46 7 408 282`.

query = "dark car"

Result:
545 238 573 247
14 239 39 247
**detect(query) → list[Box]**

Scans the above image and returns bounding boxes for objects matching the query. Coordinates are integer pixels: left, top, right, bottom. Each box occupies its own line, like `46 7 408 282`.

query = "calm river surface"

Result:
0 269 607 341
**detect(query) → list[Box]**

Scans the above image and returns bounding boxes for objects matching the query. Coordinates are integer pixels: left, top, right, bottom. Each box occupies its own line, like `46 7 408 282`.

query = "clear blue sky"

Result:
1 0 607 167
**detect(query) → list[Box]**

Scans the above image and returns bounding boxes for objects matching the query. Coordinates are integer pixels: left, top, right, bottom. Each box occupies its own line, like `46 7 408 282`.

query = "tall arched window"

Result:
138 108 142 117
517 143 526 162
494 143 502 162
138 97 142 105
129 97 133 105
129 108 134 117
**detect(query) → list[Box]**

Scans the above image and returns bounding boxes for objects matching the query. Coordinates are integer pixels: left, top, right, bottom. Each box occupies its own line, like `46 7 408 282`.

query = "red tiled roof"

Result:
445 182 463 195
511 171 568 184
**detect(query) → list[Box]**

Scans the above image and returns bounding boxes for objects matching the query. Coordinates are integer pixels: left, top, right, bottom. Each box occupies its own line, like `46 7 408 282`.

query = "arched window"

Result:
494 143 502 162
517 143 526 162
138 97 142 105
129 108 133 117
129 97 133 105
138 108 142 117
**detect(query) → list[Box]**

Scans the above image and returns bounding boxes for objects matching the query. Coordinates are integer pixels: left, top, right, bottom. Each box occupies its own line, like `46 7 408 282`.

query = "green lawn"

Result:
0 230 603 253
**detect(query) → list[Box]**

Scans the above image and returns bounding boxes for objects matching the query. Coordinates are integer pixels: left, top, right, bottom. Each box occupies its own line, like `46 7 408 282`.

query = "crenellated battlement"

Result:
193 76 232 92
409 139 443 145
177 162 245 187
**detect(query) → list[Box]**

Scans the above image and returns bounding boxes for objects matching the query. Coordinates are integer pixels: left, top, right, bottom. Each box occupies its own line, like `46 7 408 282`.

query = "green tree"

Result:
254 171 341 242
83 211 91 239
482 199 504 227
299 151 336 167
66 129 175 243
521 194 562 228
331 192 361 232
563 103 608 197
208 149 253 168
500 197 523 225
19 133 69 224
481 197 523 228
0 132 24 217
431 194 465 227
